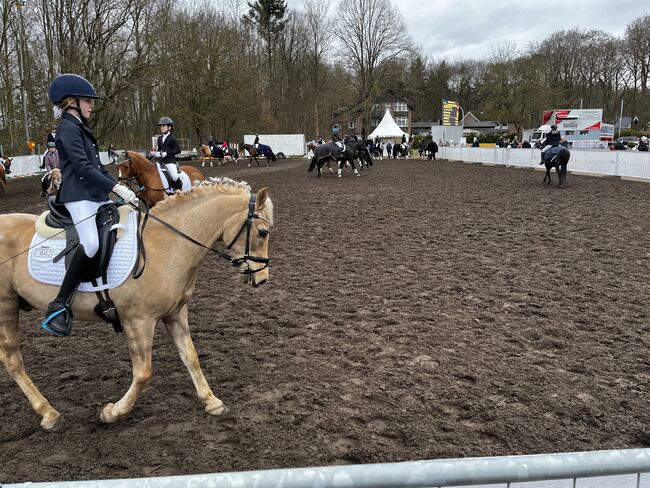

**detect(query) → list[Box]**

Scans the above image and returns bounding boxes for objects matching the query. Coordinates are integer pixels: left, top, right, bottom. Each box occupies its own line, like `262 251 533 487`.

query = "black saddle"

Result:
45 196 120 283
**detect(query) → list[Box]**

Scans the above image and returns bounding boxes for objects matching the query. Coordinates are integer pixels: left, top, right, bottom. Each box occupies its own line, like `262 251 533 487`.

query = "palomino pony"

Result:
0 177 273 430
242 143 277 167
115 151 205 207
0 156 13 196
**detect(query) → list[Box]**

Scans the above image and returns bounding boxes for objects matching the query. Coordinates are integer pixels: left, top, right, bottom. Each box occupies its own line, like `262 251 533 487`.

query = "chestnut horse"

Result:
115 151 205 207
0 156 13 196
0 177 273 430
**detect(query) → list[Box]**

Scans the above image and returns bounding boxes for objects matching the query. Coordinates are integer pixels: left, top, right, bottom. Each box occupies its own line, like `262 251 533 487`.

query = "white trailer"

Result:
530 109 614 148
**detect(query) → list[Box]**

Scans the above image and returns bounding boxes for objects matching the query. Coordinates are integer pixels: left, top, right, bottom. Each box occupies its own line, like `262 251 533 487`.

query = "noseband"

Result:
224 193 270 274
131 193 269 277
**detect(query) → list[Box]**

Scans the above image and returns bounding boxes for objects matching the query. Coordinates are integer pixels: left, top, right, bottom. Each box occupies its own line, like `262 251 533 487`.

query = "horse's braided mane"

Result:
151 177 252 215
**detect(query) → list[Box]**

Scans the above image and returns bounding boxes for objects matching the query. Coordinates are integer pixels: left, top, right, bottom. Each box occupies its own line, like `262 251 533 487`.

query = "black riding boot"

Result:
173 177 183 191
41 246 91 336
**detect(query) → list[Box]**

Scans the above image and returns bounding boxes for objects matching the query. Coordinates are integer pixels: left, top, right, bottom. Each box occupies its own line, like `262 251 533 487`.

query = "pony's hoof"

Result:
205 397 227 416
99 403 120 423
247 164 251 167
41 411 63 432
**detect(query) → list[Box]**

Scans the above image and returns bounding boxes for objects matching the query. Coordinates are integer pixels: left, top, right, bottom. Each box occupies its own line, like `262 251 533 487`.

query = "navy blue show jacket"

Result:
55 113 117 203
157 133 181 165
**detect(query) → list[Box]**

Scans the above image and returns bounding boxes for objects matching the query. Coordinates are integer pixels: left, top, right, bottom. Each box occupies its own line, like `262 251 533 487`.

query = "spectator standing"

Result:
637 136 648 151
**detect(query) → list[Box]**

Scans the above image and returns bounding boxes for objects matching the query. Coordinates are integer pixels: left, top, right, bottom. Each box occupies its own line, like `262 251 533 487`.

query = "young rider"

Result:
154 117 182 192
253 133 259 149
540 123 561 164
42 73 137 336
332 124 344 151
40 141 60 196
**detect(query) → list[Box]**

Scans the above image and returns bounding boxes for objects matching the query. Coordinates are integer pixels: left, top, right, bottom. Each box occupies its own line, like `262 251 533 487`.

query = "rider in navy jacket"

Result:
56 113 117 202
42 73 137 337
155 117 182 191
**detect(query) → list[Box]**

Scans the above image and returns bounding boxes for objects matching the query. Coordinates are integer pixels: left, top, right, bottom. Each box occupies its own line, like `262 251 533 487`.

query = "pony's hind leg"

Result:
0 295 62 430
99 317 156 423
162 305 225 415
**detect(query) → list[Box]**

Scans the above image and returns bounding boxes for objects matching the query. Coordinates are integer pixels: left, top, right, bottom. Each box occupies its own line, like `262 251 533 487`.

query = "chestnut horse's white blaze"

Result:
0 177 273 431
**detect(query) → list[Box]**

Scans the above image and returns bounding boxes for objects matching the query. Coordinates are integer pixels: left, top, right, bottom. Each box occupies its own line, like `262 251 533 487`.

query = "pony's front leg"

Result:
99 317 156 423
162 305 225 416
0 297 62 431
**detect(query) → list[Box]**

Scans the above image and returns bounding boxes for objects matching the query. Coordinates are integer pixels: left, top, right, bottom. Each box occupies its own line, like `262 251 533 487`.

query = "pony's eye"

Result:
258 228 269 238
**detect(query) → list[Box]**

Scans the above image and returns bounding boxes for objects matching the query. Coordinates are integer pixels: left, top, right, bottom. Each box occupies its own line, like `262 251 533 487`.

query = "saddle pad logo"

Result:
32 245 58 262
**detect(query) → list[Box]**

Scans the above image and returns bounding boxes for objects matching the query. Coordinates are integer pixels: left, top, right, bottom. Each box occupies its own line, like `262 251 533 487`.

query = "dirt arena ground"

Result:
0 157 648 483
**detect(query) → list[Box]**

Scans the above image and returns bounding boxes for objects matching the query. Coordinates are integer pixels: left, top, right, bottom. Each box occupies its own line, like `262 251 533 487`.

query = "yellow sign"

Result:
442 100 460 126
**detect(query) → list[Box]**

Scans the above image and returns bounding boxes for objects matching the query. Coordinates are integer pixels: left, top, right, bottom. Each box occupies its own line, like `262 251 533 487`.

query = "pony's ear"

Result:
256 188 269 210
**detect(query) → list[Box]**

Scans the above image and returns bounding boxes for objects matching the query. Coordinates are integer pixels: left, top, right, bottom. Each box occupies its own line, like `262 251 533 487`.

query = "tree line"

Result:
0 0 649 154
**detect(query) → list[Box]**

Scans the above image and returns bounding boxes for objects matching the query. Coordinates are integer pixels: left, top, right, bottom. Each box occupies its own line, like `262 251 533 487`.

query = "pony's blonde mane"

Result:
151 177 252 215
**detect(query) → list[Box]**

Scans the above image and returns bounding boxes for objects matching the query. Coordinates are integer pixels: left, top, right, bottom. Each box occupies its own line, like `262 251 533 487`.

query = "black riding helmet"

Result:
48 74 103 105
158 117 174 126
551 123 558 130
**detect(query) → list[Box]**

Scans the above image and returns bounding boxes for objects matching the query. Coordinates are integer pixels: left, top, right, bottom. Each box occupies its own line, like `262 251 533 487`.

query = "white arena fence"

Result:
3 448 650 488
6 152 114 179
243 134 305 157
439 147 650 181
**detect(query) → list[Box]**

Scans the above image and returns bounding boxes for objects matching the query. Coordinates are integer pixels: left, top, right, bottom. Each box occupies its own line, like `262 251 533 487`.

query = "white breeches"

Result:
165 163 180 181
64 199 111 258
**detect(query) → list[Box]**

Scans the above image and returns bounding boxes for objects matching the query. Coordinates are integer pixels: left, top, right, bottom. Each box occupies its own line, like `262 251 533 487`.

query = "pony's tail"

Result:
308 156 316 172
271 152 277 162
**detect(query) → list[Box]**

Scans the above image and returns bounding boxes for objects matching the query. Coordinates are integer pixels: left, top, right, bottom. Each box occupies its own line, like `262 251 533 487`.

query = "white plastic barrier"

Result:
244 134 305 157
440 147 650 180
4 155 41 177
7 152 113 178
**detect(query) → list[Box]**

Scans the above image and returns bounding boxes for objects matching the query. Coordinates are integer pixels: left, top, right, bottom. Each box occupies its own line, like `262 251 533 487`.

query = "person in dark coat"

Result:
253 133 259 149
47 125 57 144
521 140 531 148
41 73 137 336
385 141 392 158
540 123 562 164
401 134 407 144
638 136 649 151
154 116 182 191
40 141 60 196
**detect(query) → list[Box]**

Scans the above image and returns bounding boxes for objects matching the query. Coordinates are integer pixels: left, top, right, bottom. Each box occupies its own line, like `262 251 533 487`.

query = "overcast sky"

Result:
286 0 647 60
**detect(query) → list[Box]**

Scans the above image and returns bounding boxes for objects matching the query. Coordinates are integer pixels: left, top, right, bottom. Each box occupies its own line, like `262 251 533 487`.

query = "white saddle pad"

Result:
28 211 138 292
156 165 192 192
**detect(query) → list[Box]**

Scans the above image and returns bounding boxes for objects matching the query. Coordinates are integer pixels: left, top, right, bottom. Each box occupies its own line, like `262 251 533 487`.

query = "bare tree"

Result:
304 0 332 136
336 0 410 136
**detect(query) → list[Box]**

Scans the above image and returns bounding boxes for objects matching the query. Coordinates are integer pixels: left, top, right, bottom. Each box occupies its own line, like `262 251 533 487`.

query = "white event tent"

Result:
368 108 409 142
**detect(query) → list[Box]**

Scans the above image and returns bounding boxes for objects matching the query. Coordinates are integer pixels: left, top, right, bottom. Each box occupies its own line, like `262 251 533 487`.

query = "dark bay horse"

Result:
542 146 570 187
242 143 276 167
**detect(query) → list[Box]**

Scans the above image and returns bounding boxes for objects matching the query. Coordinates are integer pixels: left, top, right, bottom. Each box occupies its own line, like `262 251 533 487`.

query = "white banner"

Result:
243 134 305 157
7 152 113 178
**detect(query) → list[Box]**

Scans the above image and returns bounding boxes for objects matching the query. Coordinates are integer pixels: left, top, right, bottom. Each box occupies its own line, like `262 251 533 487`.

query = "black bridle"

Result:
131 193 269 277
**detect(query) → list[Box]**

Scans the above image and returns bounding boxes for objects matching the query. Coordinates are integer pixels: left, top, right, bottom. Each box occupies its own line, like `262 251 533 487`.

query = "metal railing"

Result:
4 448 650 488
